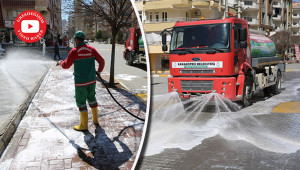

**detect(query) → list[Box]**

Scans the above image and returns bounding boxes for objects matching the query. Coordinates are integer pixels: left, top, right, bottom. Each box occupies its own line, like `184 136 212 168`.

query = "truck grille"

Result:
180 69 215 74
181 80 214 91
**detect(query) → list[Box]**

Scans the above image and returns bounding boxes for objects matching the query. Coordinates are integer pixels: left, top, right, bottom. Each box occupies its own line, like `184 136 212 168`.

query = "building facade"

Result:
0 0 62 46
292 2 300 36
135 0 236 72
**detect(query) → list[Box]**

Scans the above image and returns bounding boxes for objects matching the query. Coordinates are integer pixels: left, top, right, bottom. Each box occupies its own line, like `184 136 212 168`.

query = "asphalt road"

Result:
138 63 300 169
151 76 168 96
88 42 148 95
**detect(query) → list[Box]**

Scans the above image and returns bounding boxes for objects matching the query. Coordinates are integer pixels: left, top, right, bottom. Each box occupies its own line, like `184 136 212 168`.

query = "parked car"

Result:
0 44 6 56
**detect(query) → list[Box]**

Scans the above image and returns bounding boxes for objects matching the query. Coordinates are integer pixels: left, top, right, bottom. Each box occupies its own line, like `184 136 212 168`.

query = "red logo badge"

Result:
14 10 47 43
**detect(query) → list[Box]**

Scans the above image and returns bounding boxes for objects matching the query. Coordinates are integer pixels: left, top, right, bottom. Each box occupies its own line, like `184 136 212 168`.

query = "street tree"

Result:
70 0 136 85
270 31 293 55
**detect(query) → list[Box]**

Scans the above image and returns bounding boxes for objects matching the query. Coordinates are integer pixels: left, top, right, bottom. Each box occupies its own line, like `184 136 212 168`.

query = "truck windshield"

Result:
170 23 230 53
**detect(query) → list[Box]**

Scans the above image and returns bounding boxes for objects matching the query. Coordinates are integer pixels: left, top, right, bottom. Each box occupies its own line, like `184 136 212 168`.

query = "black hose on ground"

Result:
96 72 145 122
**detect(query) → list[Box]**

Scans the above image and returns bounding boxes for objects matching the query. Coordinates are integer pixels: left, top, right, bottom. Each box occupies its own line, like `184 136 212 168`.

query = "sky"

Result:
61 0 72 21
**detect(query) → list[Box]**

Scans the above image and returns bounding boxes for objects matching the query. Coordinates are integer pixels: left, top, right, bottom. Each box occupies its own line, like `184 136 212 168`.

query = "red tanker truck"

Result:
161 17 285 107
124 27 146 65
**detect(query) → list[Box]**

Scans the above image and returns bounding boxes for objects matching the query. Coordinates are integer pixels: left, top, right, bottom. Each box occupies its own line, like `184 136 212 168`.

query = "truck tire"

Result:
263 87 271 97
125 52 134 66
270 70 281 95
242 76 253 107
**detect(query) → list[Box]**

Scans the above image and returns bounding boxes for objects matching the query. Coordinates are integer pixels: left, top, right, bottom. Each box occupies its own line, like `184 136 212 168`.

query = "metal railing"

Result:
144 17 203 23
273 15 282 20
241 1 259 9
247 18 259 25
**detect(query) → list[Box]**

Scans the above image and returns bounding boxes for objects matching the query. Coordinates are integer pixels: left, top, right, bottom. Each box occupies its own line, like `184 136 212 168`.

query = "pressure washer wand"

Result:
96 72 145 122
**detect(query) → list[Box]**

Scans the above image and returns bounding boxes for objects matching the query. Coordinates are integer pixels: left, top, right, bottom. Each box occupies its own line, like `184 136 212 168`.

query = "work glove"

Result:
56 60 62 66
96 70 101 76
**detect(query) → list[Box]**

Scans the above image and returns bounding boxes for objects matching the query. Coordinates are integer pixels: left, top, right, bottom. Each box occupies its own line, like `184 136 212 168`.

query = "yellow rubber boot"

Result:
91 107 99 125
74 111 88 131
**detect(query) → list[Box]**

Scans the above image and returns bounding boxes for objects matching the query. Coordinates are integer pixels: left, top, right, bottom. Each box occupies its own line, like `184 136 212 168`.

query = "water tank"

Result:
250 34 276 58
138 35 144 49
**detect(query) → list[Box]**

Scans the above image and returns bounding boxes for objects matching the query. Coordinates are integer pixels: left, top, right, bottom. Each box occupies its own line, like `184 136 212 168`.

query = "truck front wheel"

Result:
242 76 253 107
125 52 134 66
270 70 281 95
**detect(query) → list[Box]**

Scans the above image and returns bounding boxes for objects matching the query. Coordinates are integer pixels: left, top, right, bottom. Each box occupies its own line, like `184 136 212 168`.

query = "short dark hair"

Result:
76 37 84 42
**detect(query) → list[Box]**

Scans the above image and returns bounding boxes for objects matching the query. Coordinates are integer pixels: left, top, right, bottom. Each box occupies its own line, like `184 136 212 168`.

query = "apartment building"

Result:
0 0 62 45
229 0 292 33
272 0 293 32
136 0 236 72
292 2 300 36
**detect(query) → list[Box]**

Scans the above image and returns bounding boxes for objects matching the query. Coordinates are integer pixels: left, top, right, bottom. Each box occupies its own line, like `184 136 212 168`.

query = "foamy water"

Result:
145 81 300 156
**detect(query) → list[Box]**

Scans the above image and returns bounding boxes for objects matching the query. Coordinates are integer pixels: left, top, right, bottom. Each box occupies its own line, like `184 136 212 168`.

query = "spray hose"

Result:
96 72 145 122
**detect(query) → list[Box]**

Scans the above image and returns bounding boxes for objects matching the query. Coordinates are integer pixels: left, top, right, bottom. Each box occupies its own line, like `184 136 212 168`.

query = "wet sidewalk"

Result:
0 49 52 156
0 65 146 169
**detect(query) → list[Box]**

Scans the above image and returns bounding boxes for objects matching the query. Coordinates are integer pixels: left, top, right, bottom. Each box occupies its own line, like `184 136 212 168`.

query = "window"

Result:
234 23 242 49
186 12 189 21
150 12 152 22
155 12 159 22
244 1 253 5
139 11 142 21
234 28 239 49
170 23 230 52
162 12 167 22
13 11 17 17
244 17 253 22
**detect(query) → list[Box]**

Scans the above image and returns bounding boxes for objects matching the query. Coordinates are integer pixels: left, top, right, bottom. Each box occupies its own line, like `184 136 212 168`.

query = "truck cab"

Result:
162 17 286 107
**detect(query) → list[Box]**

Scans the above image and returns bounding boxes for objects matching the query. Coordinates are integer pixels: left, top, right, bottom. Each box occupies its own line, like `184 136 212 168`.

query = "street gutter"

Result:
0 64 51 157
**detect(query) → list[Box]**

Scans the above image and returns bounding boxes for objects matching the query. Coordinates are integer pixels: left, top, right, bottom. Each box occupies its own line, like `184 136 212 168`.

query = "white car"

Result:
0 44 6 56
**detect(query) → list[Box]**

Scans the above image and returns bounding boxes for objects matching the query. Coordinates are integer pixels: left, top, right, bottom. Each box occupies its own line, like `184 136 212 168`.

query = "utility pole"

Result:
238 0 241 18
225 0 228 18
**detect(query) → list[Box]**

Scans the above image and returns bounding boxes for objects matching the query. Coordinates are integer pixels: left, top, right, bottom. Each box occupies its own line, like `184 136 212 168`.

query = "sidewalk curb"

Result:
0 64 51 157
151 75 171 77
113 78 147 105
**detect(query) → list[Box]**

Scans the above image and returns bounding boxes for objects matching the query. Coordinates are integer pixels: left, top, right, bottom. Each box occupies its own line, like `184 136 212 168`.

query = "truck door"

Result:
233 23 244 72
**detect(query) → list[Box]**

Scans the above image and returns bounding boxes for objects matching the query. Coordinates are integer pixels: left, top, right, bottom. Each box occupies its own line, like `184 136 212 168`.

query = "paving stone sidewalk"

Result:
0 65 146 170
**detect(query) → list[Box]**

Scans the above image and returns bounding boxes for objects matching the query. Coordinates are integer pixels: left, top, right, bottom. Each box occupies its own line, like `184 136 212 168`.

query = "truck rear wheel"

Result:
263 87 271 97
125 52 134 66
242 76 253 107
270 70 281 95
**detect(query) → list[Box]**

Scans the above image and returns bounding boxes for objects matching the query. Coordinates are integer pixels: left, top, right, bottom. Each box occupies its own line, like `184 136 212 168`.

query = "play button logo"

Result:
14 10 46 43
21 20 39 33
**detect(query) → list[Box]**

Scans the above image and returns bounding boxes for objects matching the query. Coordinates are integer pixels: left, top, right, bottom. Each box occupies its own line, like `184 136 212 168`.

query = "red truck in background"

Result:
124 27 146 65
162 17 285 107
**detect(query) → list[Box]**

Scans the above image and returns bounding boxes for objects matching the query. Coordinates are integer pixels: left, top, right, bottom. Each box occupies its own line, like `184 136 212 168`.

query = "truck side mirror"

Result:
162 45 168 51
240 41 247 48
239 28 247 42
162 32 168 51
162 32 167 45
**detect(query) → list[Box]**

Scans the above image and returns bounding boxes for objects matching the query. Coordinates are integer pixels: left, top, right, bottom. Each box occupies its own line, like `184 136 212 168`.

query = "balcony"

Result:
292 23 300 28
273 15 282 21
247 18 259 25
144 0 191 10
292 14 300 20
292 32 300 36
275 27 284 32
273 2 282 8
242 1 259 10
144 17 201 23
